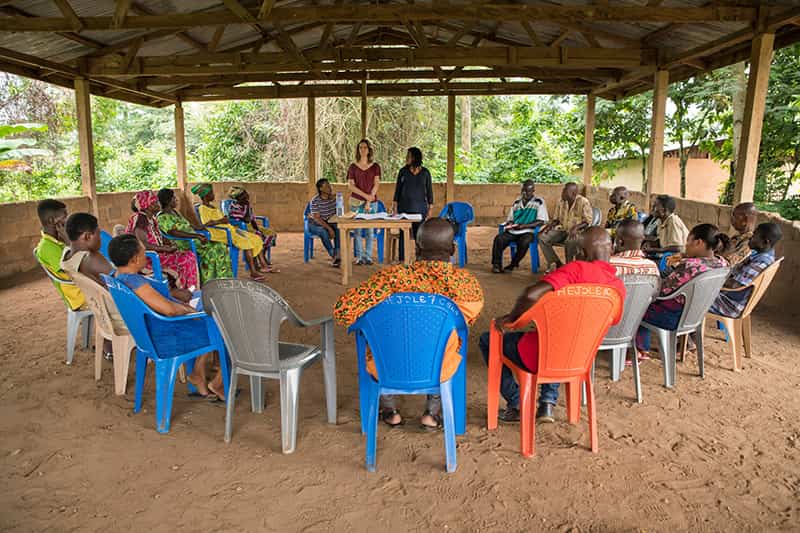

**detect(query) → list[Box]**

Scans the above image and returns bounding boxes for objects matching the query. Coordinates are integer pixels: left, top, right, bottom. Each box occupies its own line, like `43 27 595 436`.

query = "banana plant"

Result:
0 123 51 171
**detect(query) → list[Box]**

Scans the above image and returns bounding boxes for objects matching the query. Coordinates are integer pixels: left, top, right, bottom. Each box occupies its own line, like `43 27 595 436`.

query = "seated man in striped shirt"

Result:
709 222 782 318
609 219 659 277
307 178 341 267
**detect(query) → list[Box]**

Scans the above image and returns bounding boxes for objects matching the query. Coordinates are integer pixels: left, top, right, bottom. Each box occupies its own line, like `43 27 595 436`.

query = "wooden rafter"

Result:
208 26 226 53
258 0 276 20
113 0 132 30
0 5 108 54
520 21 543 47
0 5 763 32
51 0 82 32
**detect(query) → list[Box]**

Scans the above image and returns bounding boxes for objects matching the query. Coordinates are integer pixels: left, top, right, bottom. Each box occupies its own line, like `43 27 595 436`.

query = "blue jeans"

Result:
308 222 339 258
636 301 684 351
351 200 376 261
479 331 560 409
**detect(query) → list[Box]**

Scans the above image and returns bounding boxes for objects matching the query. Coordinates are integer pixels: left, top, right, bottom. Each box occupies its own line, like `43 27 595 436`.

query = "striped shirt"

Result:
710 249 775 318
506 195 549 235
309 194 336 223
610 249 659 277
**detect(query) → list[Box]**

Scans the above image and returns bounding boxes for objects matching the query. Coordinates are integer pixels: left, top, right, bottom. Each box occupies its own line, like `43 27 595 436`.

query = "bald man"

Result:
539 182 594 268
605 186 638 238
334 218 484 429
722 202 758 266
479 227 625 423
609 219 659 277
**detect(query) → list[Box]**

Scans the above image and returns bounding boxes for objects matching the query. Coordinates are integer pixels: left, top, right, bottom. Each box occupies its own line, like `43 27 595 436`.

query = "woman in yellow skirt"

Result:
192 183 274 279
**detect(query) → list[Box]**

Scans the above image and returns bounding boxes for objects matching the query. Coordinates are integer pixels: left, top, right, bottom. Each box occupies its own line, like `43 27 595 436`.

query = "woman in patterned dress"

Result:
125 190 198 289
156 188 232 285
226 185 278 266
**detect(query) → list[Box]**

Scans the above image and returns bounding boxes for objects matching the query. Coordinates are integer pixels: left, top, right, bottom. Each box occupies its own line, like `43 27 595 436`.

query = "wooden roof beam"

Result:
0 5 763 32
51 0 82 32
113 0 132 29
0 5 108 55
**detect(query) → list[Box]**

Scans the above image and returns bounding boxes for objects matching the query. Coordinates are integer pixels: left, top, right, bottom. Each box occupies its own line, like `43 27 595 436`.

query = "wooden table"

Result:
333 217 415 285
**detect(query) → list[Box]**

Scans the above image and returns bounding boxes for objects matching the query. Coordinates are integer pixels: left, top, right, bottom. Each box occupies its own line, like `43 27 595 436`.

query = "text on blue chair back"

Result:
348 292 467 390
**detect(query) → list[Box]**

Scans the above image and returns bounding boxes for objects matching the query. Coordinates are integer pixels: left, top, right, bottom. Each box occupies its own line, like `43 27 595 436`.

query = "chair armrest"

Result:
150 311 208 322
206 224 234 246
298 315 334 328
145 251 164 281
719 283 752 293
255 215 269 228
498 224 505 234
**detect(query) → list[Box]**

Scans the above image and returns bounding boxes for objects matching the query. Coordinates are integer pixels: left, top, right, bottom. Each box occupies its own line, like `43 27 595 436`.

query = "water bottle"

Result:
336 192 344 217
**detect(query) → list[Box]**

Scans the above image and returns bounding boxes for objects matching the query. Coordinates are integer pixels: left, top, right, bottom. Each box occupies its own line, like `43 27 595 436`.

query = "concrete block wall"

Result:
2 181 798 313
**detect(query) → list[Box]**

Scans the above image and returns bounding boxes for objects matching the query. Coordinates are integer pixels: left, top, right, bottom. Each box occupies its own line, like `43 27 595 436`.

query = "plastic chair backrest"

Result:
668 267 731 332
510 284 622 379
602 274 660 345
303 202 311 219
220 199 233 216
637 212 648 223
740 257 783 317
439 202 475 224
591 207 602 226
349 292 467 389
100 230 112 260
69 270 123 338
33 248 74 286
202 279 304 373
103 274 162 357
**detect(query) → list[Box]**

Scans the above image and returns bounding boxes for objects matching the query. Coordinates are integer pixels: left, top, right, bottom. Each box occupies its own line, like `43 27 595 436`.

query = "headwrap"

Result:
133 190 158 211
228 185 246 200
191 182 213 198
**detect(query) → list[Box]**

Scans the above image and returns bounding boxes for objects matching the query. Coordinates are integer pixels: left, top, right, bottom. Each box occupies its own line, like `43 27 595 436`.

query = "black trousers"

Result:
398 217 425 261
492 231 534 268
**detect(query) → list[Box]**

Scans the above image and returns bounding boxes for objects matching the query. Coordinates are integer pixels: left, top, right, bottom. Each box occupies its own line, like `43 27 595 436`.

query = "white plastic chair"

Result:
34 250 93 365
202 279 337 454
640 267 730 388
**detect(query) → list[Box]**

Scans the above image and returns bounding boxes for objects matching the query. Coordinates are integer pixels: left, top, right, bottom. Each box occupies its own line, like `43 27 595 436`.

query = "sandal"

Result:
380 408 403 427
420 410 442 431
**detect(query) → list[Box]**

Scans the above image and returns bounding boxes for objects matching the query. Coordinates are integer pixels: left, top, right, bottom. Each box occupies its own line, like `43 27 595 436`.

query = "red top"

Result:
517 260 625 371
347 162 381 201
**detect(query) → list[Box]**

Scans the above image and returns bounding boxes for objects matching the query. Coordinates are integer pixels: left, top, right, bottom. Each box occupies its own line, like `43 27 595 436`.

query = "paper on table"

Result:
353 212 423 221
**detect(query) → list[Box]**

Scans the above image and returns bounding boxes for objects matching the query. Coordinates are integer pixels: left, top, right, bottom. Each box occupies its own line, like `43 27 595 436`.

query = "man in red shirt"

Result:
479 227 625 423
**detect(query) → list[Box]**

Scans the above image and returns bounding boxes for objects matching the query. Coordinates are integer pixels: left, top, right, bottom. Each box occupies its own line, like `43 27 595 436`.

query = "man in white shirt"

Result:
491 180 549 273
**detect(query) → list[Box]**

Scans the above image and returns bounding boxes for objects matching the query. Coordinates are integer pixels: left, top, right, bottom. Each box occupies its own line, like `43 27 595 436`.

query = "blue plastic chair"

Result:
303 202 321 263
220 199 274 263
439 202 474 267
193 203 240 278
348 292 468 473
102 274 230 434
100 230 165 282
498 224 541 273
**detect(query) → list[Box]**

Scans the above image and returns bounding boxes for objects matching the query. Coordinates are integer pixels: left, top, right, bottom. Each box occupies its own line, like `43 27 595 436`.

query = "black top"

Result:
393 166 433 214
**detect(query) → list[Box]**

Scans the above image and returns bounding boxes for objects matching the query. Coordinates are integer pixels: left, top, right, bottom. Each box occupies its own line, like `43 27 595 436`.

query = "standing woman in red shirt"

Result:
347 138 382 265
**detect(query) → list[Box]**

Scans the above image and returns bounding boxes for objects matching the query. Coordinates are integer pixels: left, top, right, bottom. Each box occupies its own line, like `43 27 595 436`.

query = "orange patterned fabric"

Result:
334 260 484 381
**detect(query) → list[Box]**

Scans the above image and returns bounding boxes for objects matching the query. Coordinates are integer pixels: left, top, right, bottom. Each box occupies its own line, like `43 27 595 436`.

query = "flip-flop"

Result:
207 387 242 403
420 411 442 432
187 391 211 399
380 408 403 428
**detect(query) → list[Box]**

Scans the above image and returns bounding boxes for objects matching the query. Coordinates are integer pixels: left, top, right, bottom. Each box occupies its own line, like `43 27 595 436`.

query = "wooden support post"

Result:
583 94 595 187
74 78 98 216
174 102 188 192
733 33 775 204
307 96 317 199
446 94 455 204
646 70 668 196
360 80 368 139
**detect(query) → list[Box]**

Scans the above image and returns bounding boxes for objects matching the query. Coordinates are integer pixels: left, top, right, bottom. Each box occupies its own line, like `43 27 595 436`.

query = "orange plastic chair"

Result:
705 257 783 371
487 284 623 457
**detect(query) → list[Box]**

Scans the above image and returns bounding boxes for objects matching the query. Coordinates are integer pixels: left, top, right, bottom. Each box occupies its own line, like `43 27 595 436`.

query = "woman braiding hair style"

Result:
690 223 730 255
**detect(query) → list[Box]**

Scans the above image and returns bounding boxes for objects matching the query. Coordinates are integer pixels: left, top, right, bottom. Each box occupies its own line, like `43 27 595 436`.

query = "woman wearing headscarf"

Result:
125 190 199 289
156 188 233 284
192 183 271 279
227 185 278 264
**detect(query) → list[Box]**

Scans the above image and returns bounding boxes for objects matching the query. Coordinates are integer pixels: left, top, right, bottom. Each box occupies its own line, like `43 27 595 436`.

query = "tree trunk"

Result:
460 96 471 160
731 61 747 172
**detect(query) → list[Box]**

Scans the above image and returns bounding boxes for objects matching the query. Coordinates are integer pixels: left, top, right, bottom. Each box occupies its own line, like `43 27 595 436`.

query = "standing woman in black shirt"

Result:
392 147 434 261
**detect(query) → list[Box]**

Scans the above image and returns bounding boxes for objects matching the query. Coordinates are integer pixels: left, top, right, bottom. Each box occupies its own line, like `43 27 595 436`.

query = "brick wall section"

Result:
3 182 799 312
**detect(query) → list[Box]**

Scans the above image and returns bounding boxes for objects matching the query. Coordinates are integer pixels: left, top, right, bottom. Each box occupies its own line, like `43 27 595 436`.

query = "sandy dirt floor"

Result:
1 227 799 532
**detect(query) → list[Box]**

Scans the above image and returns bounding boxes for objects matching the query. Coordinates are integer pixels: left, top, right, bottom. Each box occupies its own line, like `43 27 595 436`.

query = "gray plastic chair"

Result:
202 279 337 454
591 207 602 226
34 249 93 365
599 274 660 402
640 267 730 388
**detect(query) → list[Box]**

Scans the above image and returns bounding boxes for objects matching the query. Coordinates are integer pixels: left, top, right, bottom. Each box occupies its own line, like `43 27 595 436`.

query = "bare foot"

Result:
187 373 210 397
249 271 266 281
207 380 226 401
420 413 441 429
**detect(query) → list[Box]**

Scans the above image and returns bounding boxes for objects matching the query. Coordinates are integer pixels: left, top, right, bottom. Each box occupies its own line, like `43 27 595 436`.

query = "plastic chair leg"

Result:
111 335 134 395
529 240 540 273
279 367 302 454
581 360 596 407
65 309 79 365
250 375 264 413
321 321 338 424
585 372 599 453
631 344 643 403
565 380 580 424
154 359 181 434
177 364 186 384
741 315 752 358
440 380 457 473
94 329 104 381
365 387 380 472
720 316 742 371
134 352 148 413
230 247 239 278
519 373 536 457
610 346 626 381
695 324 706 378
654 329 677 388
486 329 503 431
377 233 385 264
224 368 238 443
81 315 93 349
452 356 466 436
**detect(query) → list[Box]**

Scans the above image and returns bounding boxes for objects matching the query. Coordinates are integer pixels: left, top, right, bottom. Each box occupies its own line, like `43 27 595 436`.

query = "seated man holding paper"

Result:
491 180 549 273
